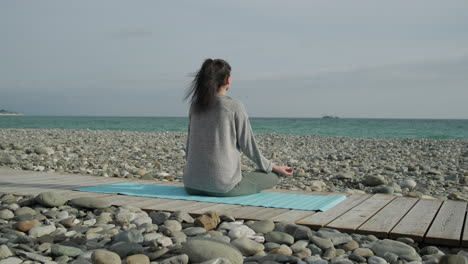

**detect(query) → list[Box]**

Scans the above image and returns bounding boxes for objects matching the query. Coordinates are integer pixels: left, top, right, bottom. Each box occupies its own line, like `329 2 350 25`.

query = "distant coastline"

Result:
0 109 23 116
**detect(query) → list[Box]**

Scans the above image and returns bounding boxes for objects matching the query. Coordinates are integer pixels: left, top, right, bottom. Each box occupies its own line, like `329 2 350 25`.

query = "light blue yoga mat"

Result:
76 182 347 211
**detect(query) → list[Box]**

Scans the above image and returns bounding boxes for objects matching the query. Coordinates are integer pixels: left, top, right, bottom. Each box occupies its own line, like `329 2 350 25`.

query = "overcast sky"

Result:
1 0 467 118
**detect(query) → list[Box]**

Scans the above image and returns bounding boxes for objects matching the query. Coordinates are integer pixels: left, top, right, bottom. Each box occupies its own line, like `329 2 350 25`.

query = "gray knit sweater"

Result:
183 94 274 193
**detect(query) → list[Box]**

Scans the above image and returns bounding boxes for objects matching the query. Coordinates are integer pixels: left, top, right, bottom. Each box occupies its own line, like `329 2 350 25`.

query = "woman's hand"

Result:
273 165 294 177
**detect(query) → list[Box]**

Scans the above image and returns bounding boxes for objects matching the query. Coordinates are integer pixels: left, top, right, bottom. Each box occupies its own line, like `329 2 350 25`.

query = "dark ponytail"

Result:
185 58 231 113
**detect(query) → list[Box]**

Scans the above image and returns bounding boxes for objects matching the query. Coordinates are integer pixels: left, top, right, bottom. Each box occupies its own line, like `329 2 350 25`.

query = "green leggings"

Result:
185 170 279 197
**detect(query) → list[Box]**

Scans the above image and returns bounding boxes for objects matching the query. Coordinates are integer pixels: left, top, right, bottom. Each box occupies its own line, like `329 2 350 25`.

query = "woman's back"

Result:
183 58 293 196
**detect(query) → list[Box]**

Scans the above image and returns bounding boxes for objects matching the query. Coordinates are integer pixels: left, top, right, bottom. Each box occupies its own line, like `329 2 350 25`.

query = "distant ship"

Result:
322 115 339 119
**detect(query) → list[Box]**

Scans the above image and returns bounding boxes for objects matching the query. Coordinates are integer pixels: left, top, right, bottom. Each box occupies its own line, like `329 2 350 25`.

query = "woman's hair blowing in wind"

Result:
185 59 231 113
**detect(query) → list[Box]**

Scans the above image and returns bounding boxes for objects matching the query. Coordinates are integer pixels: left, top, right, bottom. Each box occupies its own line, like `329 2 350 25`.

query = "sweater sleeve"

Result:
234 103 274 173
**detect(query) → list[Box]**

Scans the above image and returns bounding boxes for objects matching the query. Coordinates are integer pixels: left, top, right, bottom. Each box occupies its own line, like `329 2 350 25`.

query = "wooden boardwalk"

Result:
0 167 467 247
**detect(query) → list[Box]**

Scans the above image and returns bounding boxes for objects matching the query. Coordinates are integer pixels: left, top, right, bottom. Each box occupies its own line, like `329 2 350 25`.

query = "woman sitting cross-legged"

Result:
183 58 293 197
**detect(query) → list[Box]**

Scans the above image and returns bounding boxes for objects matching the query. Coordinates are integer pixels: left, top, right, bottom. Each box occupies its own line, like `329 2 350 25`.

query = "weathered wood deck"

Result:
1 167 467 247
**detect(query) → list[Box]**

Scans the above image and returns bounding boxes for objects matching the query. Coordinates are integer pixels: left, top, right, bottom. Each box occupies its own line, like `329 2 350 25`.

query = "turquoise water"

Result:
1 116 467 139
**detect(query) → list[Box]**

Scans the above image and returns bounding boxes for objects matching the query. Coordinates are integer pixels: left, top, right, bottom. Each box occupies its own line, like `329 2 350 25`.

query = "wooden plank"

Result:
229 206 266 218
143 199 197 211
463 209 468 247
98 195 145 206
356 197 419 238
297 194 371 228
241 207 290 221
271 210 316 223
325 194 395 233
424 200 467 246
189 203 242 215
389 199 443 241
171 202 218 213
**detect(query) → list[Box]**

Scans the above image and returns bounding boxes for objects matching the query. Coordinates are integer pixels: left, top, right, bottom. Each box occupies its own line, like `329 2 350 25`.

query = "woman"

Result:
183 58 293 197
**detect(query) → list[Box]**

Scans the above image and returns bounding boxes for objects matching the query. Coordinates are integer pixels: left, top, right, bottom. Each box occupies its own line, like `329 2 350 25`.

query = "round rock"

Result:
91 249 121 264
181 237 243 264
69 197 111 209
35 192 67 207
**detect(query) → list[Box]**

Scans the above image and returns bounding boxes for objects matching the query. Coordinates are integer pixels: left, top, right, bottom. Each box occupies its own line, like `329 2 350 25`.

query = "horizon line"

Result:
3 114 467 120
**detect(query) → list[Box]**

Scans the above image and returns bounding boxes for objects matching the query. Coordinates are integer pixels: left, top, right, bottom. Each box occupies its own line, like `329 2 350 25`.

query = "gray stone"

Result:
69 259 92 264
0 257 23 264
400 179 417 189
331 258 354 264
0 210 14 220
160 254 189 264
150 211 171 225
0 245 13 259
91 249 122 264
109 242 144 258
0 156 17 164
29 224 56 238
335 172 354 180
163 220 182 232
247 220 275 234
365 175 387 186
228 225 255 239
181 237 243 264
34 146 55 155
284 224 313 240
265 231 295 245
420 246 441 255
148 248 169 261
13 206 36 216
353 247 374 257
439 255 467 264
51 244 83 257
171 210 194 223
323 246 336 260
231 237 265 256
307 243 322 255
113 229 144 244
349 254 367 263
17 251 52 263
291 240 309 252
264 242 281 252
310 235 333 250
133 215 152 226
125 254 150 264
183 227 207 236
35 192 68 207
316 230 352 245
371 239 421 261
70 197 111 209
383 252 399 263
372 185 394 195
199 258 232 264
369 256 389 264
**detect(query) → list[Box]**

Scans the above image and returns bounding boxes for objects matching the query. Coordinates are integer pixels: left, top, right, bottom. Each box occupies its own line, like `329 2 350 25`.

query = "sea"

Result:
1 116 468 140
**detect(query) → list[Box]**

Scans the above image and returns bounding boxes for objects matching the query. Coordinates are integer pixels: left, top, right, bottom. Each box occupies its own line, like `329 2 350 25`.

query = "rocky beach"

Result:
1 191 468 264
0 129 467 201
1 129 468 264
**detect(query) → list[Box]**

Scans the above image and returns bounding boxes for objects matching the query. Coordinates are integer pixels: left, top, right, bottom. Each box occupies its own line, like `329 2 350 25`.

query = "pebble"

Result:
69 197 111 209
400 179 417 189
35 192 68 207
125 254 150 264
369 256 389 264
247 219 275 234
181 237 243 264
228 225 256 239
265 231 295 245
91 249 122 264
231 237 265 256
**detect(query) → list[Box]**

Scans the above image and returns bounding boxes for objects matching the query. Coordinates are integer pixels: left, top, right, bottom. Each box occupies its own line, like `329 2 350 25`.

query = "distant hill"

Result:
0 109 22 115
